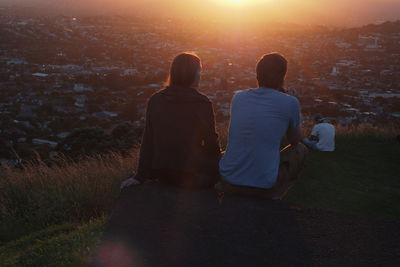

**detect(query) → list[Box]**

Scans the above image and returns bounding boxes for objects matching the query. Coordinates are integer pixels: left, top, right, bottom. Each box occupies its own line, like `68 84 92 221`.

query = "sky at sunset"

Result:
1 0 400 26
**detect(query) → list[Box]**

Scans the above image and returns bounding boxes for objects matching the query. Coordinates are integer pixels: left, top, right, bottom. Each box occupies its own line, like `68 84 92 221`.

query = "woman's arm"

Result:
121 99 154 190
135 99 154 182
201 102 221 157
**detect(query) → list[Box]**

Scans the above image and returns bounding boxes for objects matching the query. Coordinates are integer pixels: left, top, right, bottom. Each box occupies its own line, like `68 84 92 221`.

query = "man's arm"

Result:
287 97 302 145
309 135 319 141
287 125 302 145
135 99 154 181
309 125 319 141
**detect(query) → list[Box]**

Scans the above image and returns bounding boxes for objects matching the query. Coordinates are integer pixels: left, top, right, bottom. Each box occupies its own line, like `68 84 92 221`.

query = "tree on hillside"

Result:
118 102 139 121
57 123 141 159
58 127 112 158
0 137 12 158
111 122 140 154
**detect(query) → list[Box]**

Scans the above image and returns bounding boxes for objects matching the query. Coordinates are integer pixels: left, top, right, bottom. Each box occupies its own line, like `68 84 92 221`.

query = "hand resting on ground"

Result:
120 176 141 191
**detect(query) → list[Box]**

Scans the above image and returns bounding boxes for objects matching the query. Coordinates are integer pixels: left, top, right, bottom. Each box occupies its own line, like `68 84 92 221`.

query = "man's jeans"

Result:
302 138 319 150
215 144 309 200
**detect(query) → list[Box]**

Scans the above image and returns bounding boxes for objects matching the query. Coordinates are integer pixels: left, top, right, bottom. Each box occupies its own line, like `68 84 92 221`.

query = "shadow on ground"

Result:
92 184 400 266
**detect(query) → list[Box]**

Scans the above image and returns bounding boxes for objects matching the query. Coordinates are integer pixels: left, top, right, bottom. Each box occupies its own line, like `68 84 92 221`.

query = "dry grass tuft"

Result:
0 150 138 241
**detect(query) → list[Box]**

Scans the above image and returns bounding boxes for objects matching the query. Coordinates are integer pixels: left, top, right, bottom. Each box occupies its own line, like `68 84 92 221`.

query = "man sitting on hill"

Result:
217 53 308 200
302 114 335 152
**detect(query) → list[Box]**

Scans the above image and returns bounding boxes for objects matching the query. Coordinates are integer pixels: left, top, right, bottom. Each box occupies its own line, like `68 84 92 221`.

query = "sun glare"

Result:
219 0 270 8
224 0 248 5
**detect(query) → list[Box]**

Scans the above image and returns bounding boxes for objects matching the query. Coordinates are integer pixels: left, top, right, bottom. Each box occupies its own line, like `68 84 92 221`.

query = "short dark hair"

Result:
256 53 287 89
168 52 201 87
314 114 324 122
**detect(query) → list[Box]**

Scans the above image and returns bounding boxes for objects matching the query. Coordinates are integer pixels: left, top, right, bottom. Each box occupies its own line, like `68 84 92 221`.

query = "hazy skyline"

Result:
1 0 400 27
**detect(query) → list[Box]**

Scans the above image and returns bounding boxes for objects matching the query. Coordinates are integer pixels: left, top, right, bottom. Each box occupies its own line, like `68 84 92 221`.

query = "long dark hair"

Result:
166 52 201 87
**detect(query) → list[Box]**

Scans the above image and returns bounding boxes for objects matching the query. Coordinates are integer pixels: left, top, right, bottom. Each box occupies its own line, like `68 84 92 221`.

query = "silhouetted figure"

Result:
217 53 308 200
121 52 220 189
302 114 335 151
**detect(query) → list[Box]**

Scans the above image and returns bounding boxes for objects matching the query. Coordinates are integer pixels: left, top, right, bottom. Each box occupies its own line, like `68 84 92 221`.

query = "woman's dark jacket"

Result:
134 85 221 182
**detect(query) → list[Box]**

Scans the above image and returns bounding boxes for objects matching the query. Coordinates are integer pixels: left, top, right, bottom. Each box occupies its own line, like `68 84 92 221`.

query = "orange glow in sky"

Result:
170 0 400 26
4 0 400 26
225 0 246 3
223 0 251 5
108 0 400 26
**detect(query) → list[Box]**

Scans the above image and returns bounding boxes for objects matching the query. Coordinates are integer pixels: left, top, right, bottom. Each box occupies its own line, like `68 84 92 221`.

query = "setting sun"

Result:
225 0 247 4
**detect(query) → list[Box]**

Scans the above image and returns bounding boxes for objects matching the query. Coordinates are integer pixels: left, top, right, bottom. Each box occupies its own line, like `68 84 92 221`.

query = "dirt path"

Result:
93 184 400 266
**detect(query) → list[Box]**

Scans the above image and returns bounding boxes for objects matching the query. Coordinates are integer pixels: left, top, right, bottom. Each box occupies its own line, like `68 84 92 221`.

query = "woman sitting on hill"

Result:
121 52 221 189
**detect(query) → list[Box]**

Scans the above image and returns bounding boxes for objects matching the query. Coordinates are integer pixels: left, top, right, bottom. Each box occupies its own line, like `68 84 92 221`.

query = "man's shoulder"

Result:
268 89 299 104
321 123 335 130
231 89 250 103
233 89 250 97
313 123 322 130
233 88 270 100
233 88 299 106
315 123 334 130
275 93 300 112
282 93 300 105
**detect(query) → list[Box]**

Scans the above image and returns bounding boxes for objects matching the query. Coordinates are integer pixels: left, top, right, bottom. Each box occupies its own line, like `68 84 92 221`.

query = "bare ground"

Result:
93 184 400 266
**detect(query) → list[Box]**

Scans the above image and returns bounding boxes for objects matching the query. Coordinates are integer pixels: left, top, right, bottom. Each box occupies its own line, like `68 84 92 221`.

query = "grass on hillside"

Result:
0 125 399 265
285 133 400 221
0 218 105 267
0 152 138 244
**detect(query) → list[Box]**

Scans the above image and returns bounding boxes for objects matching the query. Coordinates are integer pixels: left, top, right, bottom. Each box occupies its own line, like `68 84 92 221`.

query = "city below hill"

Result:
0 12 399 167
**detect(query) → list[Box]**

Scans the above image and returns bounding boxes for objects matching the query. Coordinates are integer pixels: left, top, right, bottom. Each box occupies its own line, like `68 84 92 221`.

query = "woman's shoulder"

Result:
195 91 212 104
156 86 212 104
